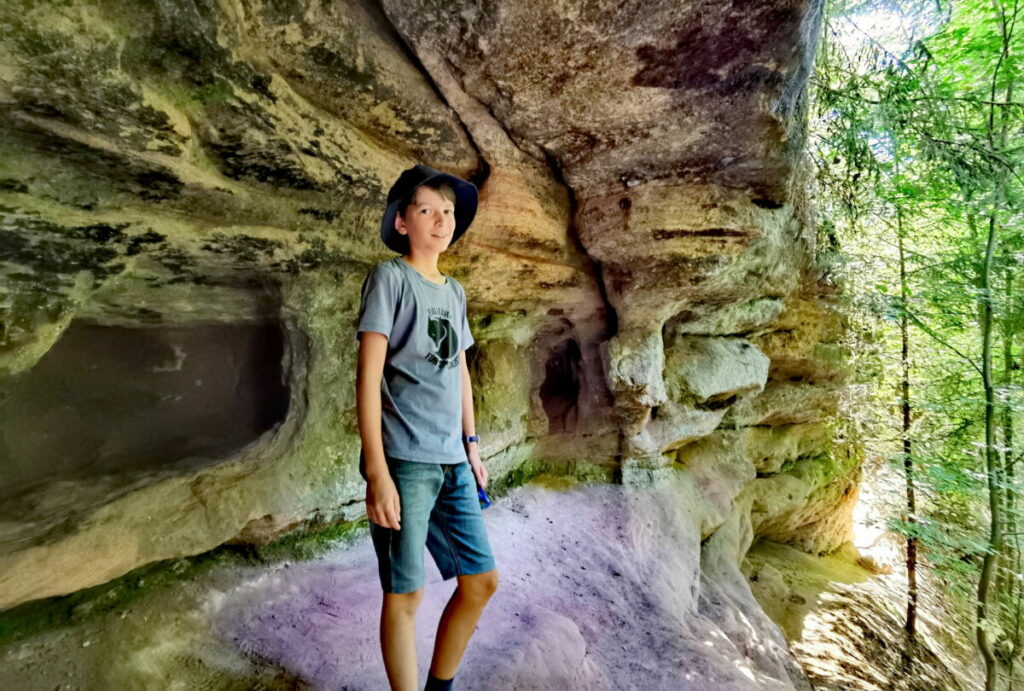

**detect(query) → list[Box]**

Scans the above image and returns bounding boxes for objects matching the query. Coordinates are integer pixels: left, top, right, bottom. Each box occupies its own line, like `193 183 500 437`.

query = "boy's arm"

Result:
460 350 487 488
357 331 400 528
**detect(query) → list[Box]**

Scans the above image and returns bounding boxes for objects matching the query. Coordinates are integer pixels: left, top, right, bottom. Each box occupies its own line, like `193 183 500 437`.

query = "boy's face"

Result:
395 185 456 254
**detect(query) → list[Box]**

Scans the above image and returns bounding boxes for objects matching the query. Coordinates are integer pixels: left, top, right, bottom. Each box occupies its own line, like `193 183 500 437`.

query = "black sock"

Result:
424 673 454 691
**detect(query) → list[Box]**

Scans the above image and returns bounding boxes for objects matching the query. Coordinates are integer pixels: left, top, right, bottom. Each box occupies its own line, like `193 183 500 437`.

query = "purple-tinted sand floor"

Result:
212 478 803 690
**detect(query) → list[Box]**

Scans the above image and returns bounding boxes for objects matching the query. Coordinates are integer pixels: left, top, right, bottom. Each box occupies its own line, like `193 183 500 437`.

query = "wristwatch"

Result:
463 434 480 444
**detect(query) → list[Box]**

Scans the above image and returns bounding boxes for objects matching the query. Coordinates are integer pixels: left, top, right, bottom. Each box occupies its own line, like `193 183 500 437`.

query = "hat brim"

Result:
380 172 478 255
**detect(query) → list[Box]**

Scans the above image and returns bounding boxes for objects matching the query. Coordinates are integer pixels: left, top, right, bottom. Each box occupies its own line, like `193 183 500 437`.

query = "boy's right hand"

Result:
366 474 401 530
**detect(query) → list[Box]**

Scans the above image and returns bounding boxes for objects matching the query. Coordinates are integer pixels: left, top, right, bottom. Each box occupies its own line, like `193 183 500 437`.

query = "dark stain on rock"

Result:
652 227 749 240
703 393 738 410
136 308 164 323
291 236 361 272
203 133 321 191
548 70 574 97
74 223 132 245
12 26 74 57
200 232 282 264
0 215 124 281
299 140 322 157
126 230 168 256
4 123 184 202
152 246 198 277
603 264 633 296
307 45 375 89
538 275 581 290
0 179 29 194
249 73 276 102
259 0 309 24
719 65 786 95
298 208 342 223
132 170 185 200
631 3 802 96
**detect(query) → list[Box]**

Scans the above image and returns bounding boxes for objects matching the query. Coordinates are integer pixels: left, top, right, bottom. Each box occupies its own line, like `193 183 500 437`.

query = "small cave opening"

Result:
539 338 582 435
0 320 290 500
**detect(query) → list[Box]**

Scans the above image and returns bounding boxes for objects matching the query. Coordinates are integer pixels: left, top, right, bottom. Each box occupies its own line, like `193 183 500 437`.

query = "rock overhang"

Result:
0 0 853 627
380 0 824 201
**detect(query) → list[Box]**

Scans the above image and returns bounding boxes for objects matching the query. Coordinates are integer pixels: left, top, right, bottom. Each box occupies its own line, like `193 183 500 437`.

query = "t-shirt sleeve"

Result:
356 265 398 339
460 287 475 351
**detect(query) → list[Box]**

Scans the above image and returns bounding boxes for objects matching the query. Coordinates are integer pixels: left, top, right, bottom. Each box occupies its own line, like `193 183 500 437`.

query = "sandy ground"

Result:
0 470 986 690
212 475 804 689
2 474 805 690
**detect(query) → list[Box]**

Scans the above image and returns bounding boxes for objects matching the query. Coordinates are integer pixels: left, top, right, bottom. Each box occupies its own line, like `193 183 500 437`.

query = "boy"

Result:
355 164 499 691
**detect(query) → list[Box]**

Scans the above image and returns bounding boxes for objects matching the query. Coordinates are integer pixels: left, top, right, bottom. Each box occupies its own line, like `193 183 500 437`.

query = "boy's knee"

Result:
459 569 499 602
383 587 425 617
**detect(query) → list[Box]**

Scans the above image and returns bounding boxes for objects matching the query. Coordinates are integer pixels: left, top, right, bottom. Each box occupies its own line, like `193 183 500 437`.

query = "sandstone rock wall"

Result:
0 0 847 633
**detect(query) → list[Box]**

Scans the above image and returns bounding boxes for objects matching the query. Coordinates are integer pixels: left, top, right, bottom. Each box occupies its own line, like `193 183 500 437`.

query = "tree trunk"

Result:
898 209 919 640
977 6 1012 687
978 199 1003 691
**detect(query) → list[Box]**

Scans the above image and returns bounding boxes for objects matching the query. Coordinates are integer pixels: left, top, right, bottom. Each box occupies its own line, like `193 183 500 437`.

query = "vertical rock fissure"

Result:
542 149 619 344
540 147 626 465
370 0 490 180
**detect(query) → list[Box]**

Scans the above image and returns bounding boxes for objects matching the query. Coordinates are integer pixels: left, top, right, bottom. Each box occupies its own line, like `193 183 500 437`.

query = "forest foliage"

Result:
812 0 1023 687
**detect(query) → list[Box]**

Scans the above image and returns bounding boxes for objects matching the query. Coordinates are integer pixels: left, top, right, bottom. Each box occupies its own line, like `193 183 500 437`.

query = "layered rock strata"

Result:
0 7 849 679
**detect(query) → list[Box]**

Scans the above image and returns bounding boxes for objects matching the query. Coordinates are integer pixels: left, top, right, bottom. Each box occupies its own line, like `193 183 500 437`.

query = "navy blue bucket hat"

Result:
380 164 479 254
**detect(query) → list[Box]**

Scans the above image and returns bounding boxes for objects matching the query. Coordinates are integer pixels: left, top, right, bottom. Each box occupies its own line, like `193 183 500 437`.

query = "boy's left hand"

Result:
467 445 488 489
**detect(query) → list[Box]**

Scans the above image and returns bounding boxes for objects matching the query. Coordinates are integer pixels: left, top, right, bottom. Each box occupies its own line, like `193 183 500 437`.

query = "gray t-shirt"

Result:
356 256 474 463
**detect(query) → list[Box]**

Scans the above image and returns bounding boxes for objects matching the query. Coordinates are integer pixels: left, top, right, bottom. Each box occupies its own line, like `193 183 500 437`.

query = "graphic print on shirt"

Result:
426 306 460 369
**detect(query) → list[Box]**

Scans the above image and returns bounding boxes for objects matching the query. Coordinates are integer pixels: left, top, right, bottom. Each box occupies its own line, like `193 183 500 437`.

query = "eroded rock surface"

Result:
0 1 857 686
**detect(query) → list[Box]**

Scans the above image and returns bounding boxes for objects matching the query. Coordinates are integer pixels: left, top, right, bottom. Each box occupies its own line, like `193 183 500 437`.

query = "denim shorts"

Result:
360 449 496 594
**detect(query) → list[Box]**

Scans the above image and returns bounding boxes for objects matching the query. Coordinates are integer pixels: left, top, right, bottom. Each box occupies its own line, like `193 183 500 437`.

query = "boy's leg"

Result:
368 458 445 691
424 461 499 680
381 587 424 691
428 570 499 680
